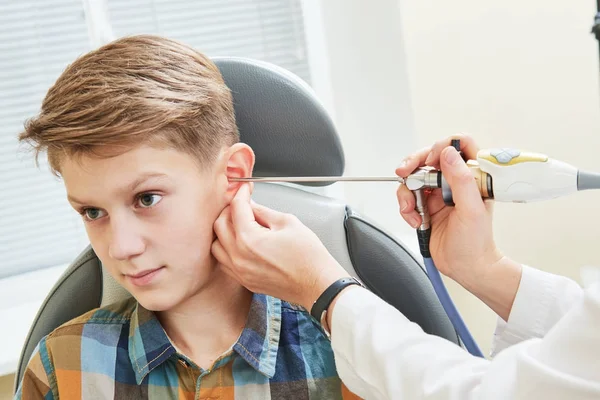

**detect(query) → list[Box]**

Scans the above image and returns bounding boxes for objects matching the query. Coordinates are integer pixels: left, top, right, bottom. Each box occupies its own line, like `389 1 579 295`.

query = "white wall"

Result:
313 0 600 356
303 0 418 243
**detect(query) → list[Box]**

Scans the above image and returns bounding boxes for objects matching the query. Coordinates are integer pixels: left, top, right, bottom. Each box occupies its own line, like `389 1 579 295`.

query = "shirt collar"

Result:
128 293 282 384
233 294 282 378
128 302 176 384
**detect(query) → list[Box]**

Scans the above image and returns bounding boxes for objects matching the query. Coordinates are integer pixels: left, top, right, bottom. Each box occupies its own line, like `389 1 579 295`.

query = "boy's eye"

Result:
83 208 106 221
137 193 162 208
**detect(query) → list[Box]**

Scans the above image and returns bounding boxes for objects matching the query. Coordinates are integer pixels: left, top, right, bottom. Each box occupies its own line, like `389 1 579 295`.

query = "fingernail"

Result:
410 216 421 229
445 148 460 165
425 153 433 165
400 199 409 212
397 160 407 170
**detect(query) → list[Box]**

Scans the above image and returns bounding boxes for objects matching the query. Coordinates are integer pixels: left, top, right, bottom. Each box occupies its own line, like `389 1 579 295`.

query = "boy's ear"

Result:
224 143 255 198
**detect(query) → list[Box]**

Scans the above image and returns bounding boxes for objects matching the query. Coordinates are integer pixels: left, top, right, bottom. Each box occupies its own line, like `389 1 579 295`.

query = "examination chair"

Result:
15 57 459 391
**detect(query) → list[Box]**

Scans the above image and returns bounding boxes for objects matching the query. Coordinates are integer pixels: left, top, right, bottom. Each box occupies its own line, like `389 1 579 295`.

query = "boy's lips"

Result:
127 267 162 278
125 266 165 286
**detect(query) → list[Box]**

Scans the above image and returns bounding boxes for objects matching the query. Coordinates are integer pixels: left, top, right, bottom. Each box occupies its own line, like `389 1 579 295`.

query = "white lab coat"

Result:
330 265 600 399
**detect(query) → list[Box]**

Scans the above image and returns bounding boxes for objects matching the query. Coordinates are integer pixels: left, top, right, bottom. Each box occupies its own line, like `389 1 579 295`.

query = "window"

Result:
106 0 311 84
0 0 311 279
0 0 91 279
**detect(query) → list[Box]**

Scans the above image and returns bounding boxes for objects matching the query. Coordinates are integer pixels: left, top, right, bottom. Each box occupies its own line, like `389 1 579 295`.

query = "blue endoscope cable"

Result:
423 256 484 357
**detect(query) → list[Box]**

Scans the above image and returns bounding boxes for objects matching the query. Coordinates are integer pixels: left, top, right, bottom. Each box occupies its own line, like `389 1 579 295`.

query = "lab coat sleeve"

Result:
330 281 600 399
490 264 584 356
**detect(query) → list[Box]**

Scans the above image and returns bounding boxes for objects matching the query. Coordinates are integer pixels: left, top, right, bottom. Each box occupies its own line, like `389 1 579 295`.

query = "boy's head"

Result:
19 35 255 311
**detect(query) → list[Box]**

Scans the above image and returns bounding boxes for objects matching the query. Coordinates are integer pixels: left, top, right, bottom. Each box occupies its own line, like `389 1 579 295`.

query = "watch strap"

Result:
310 277 362 321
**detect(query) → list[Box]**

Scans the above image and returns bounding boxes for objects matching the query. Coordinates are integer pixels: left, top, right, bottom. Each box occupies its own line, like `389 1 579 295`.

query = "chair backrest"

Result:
15 57 458 390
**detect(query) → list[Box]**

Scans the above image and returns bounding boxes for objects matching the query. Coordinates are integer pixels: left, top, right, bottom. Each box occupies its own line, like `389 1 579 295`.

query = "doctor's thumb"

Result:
440 146 485 214
250 201 289 228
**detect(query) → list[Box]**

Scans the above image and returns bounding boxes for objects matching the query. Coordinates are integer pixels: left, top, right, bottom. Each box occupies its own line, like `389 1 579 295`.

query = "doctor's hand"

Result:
211 184 350 311
395 135 520 314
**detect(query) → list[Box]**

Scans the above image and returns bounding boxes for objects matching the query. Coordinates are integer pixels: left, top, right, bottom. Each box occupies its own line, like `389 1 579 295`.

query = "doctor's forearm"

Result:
456 256 523 321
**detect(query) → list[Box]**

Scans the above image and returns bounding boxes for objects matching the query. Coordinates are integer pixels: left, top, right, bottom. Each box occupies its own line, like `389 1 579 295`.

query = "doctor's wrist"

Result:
450 248 504 290
461 255 523 321
300 261 351 312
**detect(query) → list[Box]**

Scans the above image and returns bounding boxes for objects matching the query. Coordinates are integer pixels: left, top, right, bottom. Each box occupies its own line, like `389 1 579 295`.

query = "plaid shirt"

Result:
15 293 361 399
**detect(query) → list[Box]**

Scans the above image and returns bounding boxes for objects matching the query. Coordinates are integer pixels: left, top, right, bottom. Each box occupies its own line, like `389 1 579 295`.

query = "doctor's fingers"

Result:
397 185 447 228
250 201 290 230
230 184 258 231
211 239 235 275
211 238 260 293
397 184 421 228
213 206 262 277
229 183 289 232
213 206 239 253
395 146 431 178
212 208 245 279
426 134 480 168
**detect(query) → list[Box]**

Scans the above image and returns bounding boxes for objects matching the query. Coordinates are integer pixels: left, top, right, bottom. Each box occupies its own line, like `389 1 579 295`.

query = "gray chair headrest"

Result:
214 57 345 186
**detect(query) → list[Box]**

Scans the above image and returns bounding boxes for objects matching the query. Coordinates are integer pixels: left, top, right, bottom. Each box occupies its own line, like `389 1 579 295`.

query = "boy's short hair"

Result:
19 34 239 176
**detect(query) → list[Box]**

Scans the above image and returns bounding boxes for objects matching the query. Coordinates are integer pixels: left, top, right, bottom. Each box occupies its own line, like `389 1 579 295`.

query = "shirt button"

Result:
179 359 190 367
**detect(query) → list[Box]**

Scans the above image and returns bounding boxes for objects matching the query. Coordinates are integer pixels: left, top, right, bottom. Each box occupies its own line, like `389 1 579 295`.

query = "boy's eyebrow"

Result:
127 172 170 193
67 173 170 205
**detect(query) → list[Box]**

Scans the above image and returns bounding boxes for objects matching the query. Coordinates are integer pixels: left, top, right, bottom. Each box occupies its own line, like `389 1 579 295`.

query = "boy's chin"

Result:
134 291 183 312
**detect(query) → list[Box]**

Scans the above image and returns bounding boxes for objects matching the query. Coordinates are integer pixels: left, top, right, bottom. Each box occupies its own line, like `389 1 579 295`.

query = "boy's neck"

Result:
156 266 253 370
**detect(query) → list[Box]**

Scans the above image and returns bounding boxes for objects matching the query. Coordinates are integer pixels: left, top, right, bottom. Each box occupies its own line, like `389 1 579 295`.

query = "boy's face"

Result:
61 144 253 311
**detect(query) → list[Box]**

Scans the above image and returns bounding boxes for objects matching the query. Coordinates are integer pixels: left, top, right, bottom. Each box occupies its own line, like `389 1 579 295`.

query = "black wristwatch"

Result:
310 277 363 332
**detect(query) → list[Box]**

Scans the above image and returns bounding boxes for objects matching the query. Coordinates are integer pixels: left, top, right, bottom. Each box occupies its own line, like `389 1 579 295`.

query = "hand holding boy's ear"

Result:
212 184 349 310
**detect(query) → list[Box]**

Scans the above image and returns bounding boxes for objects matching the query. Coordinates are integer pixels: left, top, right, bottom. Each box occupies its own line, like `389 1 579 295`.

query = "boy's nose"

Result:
108 220 145 261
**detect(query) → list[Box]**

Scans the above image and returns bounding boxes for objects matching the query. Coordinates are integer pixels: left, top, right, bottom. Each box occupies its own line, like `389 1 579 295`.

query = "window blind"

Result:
0 0 91 279
105 0 311 84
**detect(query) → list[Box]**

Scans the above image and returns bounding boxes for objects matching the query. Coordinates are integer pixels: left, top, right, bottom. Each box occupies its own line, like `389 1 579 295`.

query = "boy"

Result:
15 35 360 399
